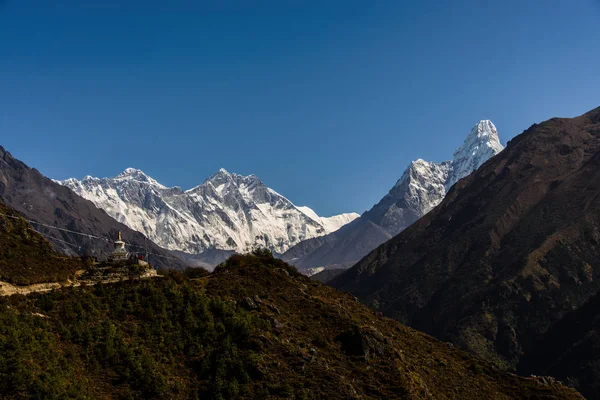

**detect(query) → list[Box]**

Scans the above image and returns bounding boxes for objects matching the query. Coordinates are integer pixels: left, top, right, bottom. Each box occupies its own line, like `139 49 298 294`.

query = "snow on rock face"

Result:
296 206 358 233
114 168 167 189
281 120 505 273
366 121 504 236
446 120 503 190
59 168 359 255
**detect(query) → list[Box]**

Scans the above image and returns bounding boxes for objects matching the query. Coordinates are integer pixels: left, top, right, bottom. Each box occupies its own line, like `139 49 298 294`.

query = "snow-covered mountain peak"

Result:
367 121 504 236
282 119 505 272
447 120 504 190
410 158 428 166
407 158 437 173
59 168 358 255
454 120 502 157
474 119 498 137
61 177 81 185
204 168 234 185
113 168 166 188
208 168 236 181
397 159 450 187
118 167 144 176
187 169 264 196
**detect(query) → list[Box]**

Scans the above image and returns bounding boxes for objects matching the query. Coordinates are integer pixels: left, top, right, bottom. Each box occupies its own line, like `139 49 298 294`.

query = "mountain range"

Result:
282 120 504 273
331 105 600 398
59 168 358 257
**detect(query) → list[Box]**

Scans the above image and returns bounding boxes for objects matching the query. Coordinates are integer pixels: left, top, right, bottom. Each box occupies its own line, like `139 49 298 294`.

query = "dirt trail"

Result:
0 268 158 297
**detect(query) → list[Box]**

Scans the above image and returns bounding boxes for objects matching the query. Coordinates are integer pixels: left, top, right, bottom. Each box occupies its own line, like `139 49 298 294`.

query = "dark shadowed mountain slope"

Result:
311 267 346 283
332 106 600 376
518 289 600 399
171 248 237 271
282 217 392 271
0 251 583 399
0 146 186 270
0 200 85 285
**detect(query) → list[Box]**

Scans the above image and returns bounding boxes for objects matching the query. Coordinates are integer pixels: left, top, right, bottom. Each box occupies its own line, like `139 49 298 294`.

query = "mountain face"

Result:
519 290 600 399
283 120 504 272
372 120 503 234
0 146 185 270
0 200 84 285
0 250 583 399
331 106 600 395
59 168 358 255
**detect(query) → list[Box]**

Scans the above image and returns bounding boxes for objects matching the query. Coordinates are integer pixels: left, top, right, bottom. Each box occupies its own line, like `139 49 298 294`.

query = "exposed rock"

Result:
272 318 284 331
267 304 281 315
335 325 386 358
241 297 259 311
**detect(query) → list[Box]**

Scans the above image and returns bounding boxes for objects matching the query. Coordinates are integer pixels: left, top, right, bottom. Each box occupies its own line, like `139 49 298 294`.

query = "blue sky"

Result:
1 1 599 216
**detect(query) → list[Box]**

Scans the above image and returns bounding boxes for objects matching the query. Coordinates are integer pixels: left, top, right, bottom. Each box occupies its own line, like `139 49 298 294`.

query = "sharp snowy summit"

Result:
372 119 504 235
59 169 359 255
446 120 504 189
282 120 505 273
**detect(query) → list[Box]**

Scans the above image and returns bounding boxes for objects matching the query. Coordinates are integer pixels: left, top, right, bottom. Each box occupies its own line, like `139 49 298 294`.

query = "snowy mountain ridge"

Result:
378 120 504 234
282 120 505 272
59 168 359 255
446 119 504 190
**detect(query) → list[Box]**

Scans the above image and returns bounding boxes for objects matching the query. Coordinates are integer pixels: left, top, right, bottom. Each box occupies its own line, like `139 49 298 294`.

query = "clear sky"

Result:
1 1 599 216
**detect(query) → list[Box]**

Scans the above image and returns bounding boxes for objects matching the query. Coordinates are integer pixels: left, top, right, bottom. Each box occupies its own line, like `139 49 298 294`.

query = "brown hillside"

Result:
0 252 583 399
332 106 600 378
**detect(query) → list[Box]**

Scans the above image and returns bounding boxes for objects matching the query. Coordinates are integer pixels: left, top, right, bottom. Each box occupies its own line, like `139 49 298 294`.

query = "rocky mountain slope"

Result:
311 267 346 283
519 290 600 399
0 146 185 270
0 200 84 285
283 120 504 272
60 168 358 255
331 106 600 396
0 250 582 399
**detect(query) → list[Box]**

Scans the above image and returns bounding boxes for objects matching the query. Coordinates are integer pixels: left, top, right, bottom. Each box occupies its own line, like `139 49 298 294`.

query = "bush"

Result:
184 267 210 279
251 247 273 258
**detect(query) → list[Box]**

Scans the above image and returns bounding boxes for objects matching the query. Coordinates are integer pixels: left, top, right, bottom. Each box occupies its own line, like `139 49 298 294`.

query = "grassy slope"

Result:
0 252 582 399
0 202 84 285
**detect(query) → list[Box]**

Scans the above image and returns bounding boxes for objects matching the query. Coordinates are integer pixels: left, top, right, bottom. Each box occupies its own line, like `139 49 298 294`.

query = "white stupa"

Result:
108 231 129 262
